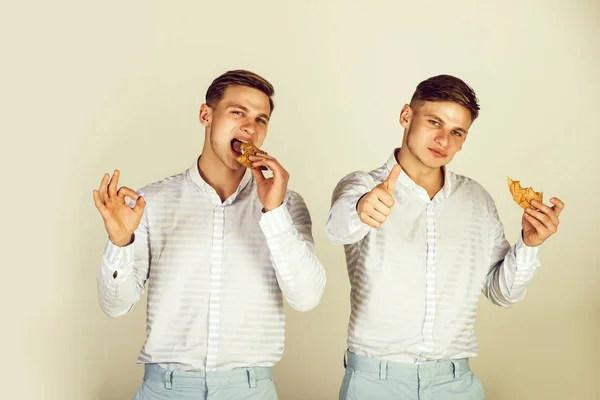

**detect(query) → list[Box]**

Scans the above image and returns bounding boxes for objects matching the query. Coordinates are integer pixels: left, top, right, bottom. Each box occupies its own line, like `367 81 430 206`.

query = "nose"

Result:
434 129 450 147
240 118 257 136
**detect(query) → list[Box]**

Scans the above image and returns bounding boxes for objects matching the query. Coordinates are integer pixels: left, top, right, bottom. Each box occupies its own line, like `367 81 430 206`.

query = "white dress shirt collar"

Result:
385 148 452 202
187 156 254 206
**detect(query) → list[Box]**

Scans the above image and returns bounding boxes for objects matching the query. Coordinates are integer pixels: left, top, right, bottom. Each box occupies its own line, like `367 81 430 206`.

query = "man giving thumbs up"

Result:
326 74 563 400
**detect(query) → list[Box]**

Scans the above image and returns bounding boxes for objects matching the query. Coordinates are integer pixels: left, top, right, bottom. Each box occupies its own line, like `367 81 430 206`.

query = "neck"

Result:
396 147 444 199
198 149 245 202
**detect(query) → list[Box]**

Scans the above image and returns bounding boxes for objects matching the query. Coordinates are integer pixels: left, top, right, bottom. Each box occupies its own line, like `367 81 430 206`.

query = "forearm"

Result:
261 203 326 312
326 172 376 245
326 193 371 245
97 240 146 317
485 236 541 307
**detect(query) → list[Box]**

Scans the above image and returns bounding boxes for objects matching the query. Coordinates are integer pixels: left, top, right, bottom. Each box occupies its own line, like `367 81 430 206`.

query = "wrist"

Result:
521 230 540 247
109 233 134 247
356 193 368 213
263 201 284 213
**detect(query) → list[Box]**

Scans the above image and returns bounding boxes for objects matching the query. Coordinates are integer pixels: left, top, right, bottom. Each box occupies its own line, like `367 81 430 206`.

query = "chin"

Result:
420 155 448 170
431 157 450 167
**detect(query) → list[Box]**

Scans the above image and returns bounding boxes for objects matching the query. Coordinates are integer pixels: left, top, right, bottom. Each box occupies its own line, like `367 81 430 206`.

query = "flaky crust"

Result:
507 177 543 209
236 142 268 169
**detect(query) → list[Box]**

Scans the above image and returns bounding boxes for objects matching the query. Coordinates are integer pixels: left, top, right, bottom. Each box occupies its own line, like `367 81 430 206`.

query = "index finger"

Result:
375 189 395 208
117 186 139 200
383 164 401 194
252 158 285 175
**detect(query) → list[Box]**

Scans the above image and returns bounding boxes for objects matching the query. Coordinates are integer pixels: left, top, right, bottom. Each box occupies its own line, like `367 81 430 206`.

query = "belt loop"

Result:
343 349 348 369
247 368 257 389
451 360 459 378
379 360 388 380
165 370 173 389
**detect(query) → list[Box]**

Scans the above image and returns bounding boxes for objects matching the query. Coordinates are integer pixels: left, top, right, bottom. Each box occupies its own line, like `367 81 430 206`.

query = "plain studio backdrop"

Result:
1 1 598 399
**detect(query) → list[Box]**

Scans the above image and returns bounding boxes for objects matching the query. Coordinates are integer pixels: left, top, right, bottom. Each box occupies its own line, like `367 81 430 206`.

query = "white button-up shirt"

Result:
97 161 326 371
326 150 540 363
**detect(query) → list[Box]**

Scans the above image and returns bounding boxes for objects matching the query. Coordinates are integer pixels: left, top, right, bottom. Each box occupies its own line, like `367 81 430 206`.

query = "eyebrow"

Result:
227 103 270 121
425 113 467 134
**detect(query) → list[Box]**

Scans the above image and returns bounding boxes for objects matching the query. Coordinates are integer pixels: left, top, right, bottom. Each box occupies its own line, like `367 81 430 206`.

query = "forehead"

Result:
218 85 271 114
415 101 472 128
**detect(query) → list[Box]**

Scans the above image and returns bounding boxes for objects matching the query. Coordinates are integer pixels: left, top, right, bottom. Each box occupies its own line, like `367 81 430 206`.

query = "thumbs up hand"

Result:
356 164 402 228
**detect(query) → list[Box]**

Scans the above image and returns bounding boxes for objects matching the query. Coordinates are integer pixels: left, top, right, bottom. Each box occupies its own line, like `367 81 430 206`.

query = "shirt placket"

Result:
422 202 437 358
206 206 225 371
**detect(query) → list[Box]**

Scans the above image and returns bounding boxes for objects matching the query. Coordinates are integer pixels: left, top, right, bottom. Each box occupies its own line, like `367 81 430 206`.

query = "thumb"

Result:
133 195 146 214
383 164 402 193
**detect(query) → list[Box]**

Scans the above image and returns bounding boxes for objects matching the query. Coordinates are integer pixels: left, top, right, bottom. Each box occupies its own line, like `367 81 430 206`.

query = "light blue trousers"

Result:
339 351 485 400
134 363 278 400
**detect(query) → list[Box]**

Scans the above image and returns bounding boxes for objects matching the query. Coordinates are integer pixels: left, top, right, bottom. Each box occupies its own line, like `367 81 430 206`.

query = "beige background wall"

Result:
2 1 599 399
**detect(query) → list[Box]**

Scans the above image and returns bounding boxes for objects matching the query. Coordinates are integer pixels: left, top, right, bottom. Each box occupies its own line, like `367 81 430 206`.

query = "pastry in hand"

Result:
507 177 543 209
232 140 268 169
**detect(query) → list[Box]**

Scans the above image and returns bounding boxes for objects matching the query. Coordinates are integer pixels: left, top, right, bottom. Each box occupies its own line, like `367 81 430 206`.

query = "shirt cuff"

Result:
260 203 294 238
102 239 135 276
515 235 540 264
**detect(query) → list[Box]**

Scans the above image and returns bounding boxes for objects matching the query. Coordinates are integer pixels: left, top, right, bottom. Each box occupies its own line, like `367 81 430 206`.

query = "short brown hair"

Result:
410 74 480 121
205 69 275 114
